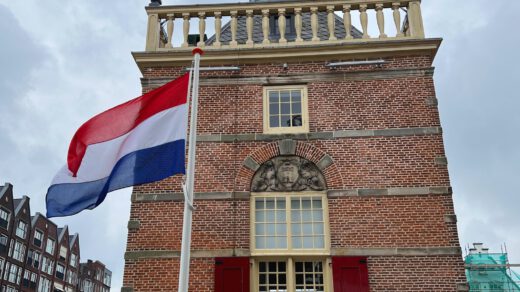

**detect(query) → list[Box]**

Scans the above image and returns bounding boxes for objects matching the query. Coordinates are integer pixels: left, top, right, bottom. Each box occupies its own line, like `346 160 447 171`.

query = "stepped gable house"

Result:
123 0 467 291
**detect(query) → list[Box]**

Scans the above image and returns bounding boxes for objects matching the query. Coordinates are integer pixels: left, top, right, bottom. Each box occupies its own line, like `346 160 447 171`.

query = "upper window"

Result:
59 245 67 261
263 86 309 134
34 230 43 247
15 221 27 239
0 208 9 229
45 238 55 255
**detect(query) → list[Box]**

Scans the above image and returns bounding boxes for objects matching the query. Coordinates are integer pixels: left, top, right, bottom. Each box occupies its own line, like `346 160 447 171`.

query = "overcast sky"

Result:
0 0 519 290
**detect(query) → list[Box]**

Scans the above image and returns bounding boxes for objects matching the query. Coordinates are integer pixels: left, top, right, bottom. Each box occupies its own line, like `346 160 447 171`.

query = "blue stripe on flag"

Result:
46 139 186 217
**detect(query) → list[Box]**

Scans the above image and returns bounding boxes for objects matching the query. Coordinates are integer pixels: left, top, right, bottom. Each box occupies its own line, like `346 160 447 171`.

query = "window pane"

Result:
266 211 275 223
266 224 275 235
256 199 264 210
256 237 265 249
269 115 279 128
291 199 300 209
291 223 301 235
312 210 323 221
313 223 324 234
269 91 279 103
303 236 313 248
291 115 302 127
276 199 285 209
281 103 291 115
259 262 266 272
266 199 275 209
301 210 312 222
266 237 276 248
314 237 325 248
302 223 313 235
291 210 300 222
312 199 322 209
280 115 291 127
292 102 302 114
292 237 302 248
256 211 265 222
302 199 312 209
291 90 301 103
278 262 286 272
256 223 265 235
277 237 287 249
276 224 287 235
269 103 279 115
280 91 290 102
276 211 285 223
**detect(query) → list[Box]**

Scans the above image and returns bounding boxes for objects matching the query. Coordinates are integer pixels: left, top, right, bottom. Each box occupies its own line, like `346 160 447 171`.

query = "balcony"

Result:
133 0 437 69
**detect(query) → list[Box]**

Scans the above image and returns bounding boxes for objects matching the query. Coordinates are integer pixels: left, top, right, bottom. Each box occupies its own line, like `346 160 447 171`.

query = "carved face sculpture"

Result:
276 158 300 190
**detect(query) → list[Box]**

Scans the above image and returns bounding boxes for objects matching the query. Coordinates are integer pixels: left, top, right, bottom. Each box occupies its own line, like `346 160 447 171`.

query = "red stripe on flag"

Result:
67 73 189 176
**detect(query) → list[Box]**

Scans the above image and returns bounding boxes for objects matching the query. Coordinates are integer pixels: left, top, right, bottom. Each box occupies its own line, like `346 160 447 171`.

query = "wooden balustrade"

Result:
144 0 425 52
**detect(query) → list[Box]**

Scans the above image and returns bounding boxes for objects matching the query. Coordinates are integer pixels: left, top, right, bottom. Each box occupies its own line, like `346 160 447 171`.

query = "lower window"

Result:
256 259 328 292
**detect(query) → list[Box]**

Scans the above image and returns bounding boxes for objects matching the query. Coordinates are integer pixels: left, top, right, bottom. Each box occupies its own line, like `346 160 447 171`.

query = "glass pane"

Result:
266 199 275 209
280 115 291 127
292 236 302 248
269 103 279 115
291 210 300 222
291 115 302 127
302 199 312 209
266 224 275 235
281 103 291 115
256 223 265 235
255 199 264 210
314 236 325 248
291 223 301 235
260 262 266 272
296 274 304 284
295 262 303 272
259 286 267 292
305 262 313 272
292 102 302 114
313 223 324 234
279 273 286 285
302 223 313 235
259 273 266 283
266 211 275 223
280 91 290 102
291 90 301 103
278 262 286 272
303 236 313 248
269 91 279 103
301 210 312 222
266 237 276 248
291 199 300 209
312 199 322 209
269 262 276 271
276 224 287 235
256 211 265 222
315 262 323 273
269 115 279 128
276 199 286 209
269 274 276 284
312 210 323 221
276 211 285 222
256 237 265 249
277 237 287 249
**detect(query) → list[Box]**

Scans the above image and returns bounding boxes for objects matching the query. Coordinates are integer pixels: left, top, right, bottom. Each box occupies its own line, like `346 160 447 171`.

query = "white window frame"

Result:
59 245 68 260
0 208 9 229
263 85 309 134
15 220 27 239
12 240 25 262
34 229 43 247
45 238 55 255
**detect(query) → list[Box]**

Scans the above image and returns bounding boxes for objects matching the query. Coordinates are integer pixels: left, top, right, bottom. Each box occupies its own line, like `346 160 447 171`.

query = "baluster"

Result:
310 7 319 42
230 11 238 47
343 5 352 40
393 3 404 37
327 6 337 41
295 8 303 43
198 12 206 47
214 12 222 47
359 5 369 39
182 13 190 47
246 10 254 46
165 14 174 48
278 9 287 44
376 4 387 38
145 13 160 51
262 9 270 44
407 1 425 38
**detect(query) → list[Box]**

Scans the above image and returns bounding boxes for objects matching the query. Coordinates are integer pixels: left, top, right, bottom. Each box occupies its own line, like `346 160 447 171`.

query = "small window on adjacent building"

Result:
0 235 8 253
34 230 43 247
0 208 9 229
59 245 67 261
263 86 309 134
15 221 27 239
45 238 55 255
56 264 65 280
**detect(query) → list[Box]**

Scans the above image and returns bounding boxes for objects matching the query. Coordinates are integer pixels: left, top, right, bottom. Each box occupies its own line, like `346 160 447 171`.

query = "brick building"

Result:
123 0 467 291
0 183 111 292
78 260 111 292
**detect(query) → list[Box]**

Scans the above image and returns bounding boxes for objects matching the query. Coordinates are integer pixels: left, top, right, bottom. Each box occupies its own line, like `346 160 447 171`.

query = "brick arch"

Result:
234 140 344 191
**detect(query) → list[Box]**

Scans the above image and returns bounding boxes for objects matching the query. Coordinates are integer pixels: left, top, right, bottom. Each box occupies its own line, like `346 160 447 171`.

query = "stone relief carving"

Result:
251 156 326 192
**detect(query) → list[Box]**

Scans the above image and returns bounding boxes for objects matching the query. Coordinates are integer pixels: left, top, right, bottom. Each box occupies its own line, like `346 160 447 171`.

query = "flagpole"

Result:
178 48 203 292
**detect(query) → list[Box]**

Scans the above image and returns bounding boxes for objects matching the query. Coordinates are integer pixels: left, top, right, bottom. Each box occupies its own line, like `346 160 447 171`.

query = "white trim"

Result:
263 85 309 134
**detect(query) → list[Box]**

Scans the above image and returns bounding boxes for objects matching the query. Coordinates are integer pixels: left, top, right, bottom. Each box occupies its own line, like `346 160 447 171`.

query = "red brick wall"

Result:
124 55 466 291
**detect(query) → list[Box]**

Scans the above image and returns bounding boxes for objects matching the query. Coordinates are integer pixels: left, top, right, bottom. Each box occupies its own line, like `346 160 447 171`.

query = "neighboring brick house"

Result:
0 183 109 292
78 260 111 292
123 0 468 291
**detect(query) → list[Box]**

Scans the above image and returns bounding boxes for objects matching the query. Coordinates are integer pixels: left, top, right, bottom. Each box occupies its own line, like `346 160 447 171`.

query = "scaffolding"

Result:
465 243 520 292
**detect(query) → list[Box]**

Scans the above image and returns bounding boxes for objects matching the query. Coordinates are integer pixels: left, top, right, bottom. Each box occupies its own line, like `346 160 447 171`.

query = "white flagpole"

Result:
178 48 203 292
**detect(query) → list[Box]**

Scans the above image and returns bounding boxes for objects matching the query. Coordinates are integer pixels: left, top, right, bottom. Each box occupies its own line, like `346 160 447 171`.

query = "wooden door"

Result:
215 257 250 292
332 257 369 292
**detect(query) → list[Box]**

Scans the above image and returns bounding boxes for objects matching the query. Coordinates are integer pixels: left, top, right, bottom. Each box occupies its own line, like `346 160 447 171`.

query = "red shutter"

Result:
332 257 369 292
214 257 250 292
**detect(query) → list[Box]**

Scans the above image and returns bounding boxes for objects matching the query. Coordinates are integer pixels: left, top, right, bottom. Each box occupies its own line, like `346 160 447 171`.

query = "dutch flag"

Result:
46 74 189 217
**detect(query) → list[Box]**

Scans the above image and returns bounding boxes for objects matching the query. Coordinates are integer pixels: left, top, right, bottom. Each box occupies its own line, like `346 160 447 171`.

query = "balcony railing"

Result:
144 0 425 51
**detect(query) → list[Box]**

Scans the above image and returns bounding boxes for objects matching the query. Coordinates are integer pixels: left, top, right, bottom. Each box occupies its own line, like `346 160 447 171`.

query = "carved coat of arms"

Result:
251 156 326 192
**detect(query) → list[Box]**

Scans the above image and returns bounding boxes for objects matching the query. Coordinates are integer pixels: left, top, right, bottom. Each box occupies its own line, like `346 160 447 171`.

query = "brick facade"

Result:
123 11 466 292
